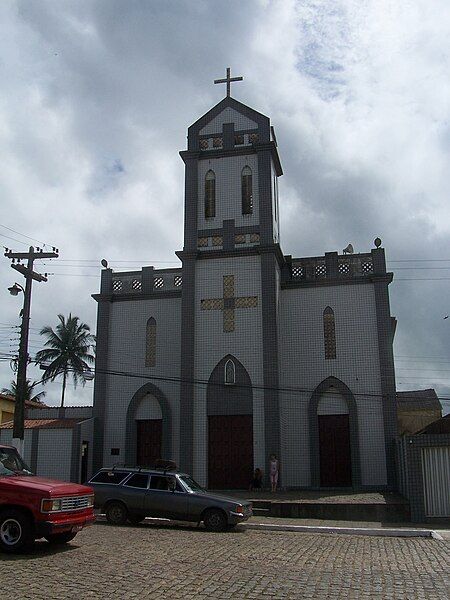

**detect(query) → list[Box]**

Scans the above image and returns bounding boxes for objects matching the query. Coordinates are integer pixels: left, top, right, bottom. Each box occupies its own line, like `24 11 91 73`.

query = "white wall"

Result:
36 429 72 482
134 394 163 420
199 108 257 135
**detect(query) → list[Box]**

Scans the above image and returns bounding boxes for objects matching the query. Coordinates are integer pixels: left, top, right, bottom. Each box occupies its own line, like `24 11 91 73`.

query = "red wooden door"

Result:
208 415 253 489
318 414 352 487
136 419 162 467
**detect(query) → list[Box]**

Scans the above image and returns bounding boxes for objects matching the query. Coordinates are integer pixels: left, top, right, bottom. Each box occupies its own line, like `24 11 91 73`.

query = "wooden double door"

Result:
208 415 253 490
136 419 162 467
318 414 352 487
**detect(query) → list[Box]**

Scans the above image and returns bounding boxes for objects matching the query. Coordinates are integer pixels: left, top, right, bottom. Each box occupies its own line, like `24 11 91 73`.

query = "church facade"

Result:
92 88 397 490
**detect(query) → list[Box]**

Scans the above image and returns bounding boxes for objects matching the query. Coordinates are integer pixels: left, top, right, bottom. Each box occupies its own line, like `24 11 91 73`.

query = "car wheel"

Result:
203 509 227 532
105 501 128 525
128 514 144 525
0 509 32 554
45 532 77 545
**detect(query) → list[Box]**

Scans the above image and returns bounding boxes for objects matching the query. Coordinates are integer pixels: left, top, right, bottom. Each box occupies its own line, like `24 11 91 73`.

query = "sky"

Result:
1 0 449 414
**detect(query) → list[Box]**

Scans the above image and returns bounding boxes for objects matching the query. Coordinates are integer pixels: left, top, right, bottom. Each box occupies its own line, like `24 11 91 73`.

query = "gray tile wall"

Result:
278 283 387 487
101 297 182 467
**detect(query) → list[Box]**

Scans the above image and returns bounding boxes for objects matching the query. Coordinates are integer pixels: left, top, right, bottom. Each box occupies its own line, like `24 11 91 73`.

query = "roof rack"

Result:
110 459 177 474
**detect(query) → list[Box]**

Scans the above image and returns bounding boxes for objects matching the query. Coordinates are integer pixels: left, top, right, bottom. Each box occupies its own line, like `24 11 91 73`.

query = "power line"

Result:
47 273 101 278
45 259 180 264
35 273 450 281
0 223 56 249
388 259 450 263
0 233 29 246
88 365 450 402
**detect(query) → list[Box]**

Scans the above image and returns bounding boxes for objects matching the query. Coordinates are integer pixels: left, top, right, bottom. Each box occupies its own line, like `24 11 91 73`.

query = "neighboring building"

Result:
396 413 450 521
92 81 398 490
0 407 94 483
417 413 450 435
396 389 442 435
0 392 47 426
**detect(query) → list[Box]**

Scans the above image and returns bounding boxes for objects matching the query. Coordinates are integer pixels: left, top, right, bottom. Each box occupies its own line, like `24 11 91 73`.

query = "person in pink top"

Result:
269 454 279 492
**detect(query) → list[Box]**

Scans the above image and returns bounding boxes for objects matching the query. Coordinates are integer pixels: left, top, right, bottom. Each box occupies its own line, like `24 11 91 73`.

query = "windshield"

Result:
0 448 33 476
179 475 206 493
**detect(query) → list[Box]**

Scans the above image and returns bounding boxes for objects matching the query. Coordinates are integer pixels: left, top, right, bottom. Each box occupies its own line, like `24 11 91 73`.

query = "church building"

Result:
92 71 398 490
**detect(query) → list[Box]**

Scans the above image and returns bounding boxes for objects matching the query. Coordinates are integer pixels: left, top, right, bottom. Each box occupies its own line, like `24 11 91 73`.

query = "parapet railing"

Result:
288 249 386 283
105 268 182 295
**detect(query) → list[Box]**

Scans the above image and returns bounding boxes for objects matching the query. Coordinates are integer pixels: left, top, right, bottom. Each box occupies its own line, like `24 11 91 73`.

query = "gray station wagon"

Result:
88 467 252 532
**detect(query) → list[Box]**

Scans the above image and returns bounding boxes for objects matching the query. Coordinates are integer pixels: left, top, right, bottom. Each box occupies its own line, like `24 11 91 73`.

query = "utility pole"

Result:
4 245 58 453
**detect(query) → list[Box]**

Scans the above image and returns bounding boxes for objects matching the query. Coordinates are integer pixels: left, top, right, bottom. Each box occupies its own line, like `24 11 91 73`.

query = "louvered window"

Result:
205 170 216 218
146 317 156 367
241 166 253 215
323 307 336 359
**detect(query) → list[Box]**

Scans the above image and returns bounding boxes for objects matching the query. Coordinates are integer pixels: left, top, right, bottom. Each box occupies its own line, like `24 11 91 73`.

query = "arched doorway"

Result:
309 377 361 488
207 355 253 489
135 395 163 467
318 390 351 486
125 383 172 466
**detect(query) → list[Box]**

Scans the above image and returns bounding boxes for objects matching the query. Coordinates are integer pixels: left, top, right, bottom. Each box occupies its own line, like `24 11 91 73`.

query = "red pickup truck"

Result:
0 443 95 553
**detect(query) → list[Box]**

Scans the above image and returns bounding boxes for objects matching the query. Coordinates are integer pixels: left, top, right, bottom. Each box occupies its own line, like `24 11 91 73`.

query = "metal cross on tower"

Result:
201 275 257 332
214 67 243 97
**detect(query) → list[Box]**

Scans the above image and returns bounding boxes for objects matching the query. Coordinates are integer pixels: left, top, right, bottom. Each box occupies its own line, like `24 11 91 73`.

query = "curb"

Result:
95 514 445 539
244 522 441 539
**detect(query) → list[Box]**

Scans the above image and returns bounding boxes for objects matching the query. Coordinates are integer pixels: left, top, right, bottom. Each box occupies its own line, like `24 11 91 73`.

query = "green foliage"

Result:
35 314 95 407
1 379 46 403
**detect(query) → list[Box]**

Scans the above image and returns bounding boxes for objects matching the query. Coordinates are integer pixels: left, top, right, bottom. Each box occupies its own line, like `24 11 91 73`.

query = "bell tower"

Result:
177 70 283 480
180 69 282 255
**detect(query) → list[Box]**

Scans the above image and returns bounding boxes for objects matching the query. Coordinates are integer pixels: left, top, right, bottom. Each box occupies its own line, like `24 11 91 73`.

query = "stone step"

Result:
248 500 411 522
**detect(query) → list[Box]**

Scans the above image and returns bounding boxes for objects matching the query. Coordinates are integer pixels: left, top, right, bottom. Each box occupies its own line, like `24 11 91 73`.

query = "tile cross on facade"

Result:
201 275 258 332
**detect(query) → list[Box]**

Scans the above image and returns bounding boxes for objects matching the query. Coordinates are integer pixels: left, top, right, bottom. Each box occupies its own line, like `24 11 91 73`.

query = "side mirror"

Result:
168 477 176 492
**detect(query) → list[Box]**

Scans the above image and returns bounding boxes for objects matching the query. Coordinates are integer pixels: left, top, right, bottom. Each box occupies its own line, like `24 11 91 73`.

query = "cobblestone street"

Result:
1 522 449 599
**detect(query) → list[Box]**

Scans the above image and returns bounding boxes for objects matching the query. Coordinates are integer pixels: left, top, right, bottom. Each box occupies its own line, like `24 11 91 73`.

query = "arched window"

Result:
241 166 253 215
204 170 216 218
146 318 156 367
323 307 336 359
224 359 236 385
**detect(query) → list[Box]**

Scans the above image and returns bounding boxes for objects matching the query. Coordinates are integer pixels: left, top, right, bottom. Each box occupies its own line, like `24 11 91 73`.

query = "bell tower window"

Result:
241 166 253 215
205 170 216 218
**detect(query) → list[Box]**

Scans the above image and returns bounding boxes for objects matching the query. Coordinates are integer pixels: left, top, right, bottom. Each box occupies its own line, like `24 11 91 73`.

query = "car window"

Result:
0 448 32 476
149 475 171 491
179 475 205 492
149 475 182 491
125 473 149 488
90 471 129 484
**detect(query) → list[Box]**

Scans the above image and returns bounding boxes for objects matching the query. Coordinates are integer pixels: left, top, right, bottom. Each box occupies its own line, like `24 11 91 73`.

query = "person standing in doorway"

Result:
269 454 279 492
249 468 263 492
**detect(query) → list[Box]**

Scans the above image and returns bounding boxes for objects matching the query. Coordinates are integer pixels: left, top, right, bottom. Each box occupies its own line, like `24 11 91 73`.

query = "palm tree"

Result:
35 314 95 407
1 379 46 404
